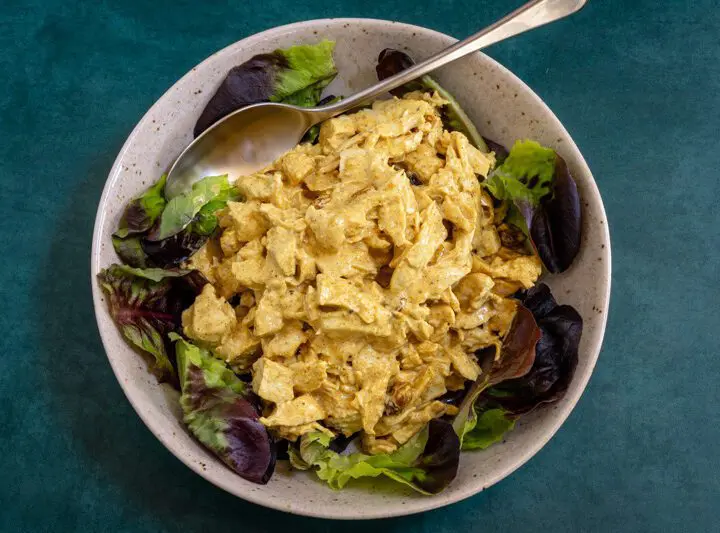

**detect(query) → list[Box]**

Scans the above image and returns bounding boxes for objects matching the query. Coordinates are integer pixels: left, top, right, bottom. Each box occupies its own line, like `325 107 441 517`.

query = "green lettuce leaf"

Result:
149 174 236 241
97 265 206 383
421 76 488 152
484 140 555 207
114 175 167 238
173 336 276 484
112 235 148 268
461 407 516 451
270 41 337 103
290 419 459 495
187 186 240 236
275 77 334 108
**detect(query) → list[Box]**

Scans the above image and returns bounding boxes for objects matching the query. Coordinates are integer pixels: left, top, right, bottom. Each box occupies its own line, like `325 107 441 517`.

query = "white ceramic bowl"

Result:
91 18 611 519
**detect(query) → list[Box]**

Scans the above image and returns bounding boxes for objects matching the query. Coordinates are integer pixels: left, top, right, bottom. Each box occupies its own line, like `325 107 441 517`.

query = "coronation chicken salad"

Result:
182 93 541 454
99 41 582 493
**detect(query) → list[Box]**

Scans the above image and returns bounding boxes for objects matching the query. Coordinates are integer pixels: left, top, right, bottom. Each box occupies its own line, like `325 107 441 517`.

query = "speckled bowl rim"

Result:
91 18 611 519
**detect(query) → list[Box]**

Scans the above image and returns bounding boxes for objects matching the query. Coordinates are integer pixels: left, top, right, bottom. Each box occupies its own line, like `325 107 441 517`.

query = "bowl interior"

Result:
91 18 610 519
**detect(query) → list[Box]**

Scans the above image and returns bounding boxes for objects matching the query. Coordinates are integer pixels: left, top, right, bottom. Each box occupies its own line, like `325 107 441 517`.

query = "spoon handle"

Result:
315 0 587 120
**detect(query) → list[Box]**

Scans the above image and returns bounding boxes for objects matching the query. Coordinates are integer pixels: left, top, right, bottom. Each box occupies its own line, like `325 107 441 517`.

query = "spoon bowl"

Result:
164 103 317 199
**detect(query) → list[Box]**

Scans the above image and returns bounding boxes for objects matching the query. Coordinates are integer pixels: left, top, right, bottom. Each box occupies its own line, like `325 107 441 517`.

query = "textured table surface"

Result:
2 0 718 531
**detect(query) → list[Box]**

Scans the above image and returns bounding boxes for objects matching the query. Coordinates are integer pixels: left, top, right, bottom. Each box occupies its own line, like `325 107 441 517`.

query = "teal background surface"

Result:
1 0 718 531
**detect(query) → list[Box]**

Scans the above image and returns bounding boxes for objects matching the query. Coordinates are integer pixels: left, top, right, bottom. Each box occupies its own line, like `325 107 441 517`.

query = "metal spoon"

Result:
164 0 587 199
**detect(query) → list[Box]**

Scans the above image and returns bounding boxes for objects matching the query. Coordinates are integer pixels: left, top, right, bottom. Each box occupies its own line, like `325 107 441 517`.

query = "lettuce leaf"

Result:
376 48 488 152
187 186 239 236
194 41 337 136
112 173 238 267
140 228 210 268
485 140 555 206
173 336 276 484
484 140 581 273
461 406 516 451
271 41 337 102
112 235 148 268
453 304 540 445
112 175 168 267
280 80 333 107
290 419 459 495
486 283 583 414
114 174 167 238
97 265 206 383
149 174 236 241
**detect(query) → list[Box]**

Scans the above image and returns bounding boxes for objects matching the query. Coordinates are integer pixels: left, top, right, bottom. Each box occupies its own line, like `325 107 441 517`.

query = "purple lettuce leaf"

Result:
414 419 461 494
97 265 206 384
528 156 581 273
114 175 167 238
140 229 209 268
453 305 541 441
485 283 583 414
173 336 276 484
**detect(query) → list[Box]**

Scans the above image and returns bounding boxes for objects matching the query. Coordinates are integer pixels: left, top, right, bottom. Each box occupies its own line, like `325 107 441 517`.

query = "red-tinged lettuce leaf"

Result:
194 41 338 136
141 229 209 267
97 265 206 384
112 175 167 266
485 140 582 273
453 304 540 443
173 336 275 484
528 156 581 273
482 137 509 165
485 283 583 414
414 419 461 494
485 305 542 383
376 48 426 96
114 175 167 238
376 49 488 152
289 419 459 495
